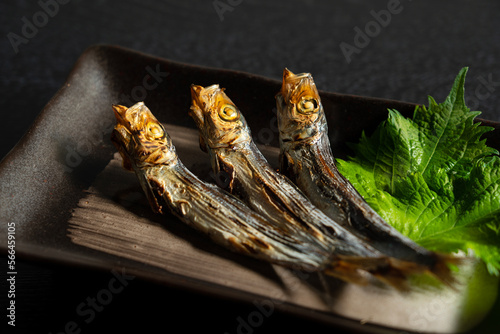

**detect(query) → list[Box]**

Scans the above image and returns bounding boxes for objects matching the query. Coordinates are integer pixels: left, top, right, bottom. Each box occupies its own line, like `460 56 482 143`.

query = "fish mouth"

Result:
111 102 152 169
112 104 129 126
281 68 319 104
189 83 226 136
112 104 135 143
112 102 151 131
189 83 252 150
112 102 177 169
189 84 222 119
189 85 207 128
111 104 135 170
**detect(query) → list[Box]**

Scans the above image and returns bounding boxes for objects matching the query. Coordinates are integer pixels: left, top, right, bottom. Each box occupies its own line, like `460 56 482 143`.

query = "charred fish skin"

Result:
111 102 358 276
141 163 327 271
188 84 434 288
275 68 458 282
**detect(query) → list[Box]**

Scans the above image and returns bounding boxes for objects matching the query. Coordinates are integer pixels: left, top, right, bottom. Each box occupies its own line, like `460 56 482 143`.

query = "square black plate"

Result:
1 45 499 334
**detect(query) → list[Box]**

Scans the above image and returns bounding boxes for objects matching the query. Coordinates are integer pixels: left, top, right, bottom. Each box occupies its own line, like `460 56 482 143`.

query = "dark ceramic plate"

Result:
1 45 499 334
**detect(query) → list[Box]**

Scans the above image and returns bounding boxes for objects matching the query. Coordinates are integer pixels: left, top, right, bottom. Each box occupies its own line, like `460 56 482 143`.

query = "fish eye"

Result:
218 104 239 121
297 97 319 114
147 122 164 139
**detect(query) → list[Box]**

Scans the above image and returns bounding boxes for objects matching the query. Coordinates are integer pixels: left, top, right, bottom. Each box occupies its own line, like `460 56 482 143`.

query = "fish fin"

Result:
214 155 235 193
278 151 287 175
279 151 295 181
199 134 208 153
140 175 164 214
121 155 133 171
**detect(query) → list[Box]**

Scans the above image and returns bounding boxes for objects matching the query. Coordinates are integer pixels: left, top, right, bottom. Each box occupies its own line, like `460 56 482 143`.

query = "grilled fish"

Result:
188 84 436 289
275 68 458 284
112 102 388 284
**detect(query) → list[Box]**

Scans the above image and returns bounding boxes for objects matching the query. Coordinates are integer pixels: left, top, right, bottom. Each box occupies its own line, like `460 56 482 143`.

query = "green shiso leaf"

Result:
337 67 500 275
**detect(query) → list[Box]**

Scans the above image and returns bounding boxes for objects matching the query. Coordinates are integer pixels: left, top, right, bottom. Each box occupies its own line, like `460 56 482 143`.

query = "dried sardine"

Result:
275 68 459 284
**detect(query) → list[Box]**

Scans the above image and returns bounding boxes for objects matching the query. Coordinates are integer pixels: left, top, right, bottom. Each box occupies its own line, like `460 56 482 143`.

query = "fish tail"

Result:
323 255 415 291
322 258 373 286
428 253 467 288
375 253 466 290
322 254 469 291
378 256 464 291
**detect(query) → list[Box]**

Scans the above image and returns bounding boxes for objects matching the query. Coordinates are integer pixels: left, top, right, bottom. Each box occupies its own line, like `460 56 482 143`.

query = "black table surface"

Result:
1 1 500 333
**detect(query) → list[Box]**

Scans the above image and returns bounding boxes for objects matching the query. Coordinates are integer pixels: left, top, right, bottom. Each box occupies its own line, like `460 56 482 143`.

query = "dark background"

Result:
1 0 500 333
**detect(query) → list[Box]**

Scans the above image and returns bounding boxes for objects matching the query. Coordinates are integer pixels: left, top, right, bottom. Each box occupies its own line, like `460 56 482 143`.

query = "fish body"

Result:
189 84 434 288
275 69 457 283
111 102 376 282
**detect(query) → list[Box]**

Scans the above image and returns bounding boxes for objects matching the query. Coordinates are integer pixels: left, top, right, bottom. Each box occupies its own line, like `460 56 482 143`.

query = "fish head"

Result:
111 102 177 170
189 84 251 150
276 68 326 142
